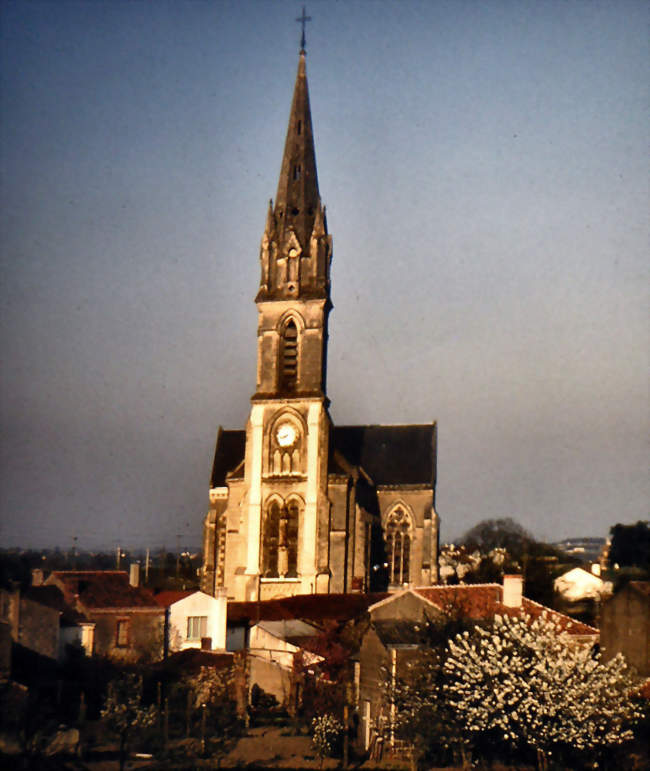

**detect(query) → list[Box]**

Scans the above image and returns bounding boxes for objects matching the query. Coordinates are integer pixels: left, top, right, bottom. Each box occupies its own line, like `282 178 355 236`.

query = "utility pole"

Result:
116 544 121 569
145 547 150 584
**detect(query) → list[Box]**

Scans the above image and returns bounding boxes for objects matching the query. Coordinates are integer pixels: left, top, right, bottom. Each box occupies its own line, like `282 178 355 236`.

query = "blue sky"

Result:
1 0 647 551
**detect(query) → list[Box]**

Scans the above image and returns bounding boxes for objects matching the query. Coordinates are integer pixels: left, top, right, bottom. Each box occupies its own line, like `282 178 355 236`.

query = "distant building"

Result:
553 537 606 564
201 48 439 603
600 581 650 676
554 567 612 603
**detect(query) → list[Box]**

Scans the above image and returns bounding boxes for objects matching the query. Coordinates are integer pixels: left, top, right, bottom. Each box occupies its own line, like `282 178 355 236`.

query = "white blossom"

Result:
443 612 645 757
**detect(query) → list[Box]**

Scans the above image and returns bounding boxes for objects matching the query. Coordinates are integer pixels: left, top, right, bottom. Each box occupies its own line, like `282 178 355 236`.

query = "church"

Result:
201 47 439 603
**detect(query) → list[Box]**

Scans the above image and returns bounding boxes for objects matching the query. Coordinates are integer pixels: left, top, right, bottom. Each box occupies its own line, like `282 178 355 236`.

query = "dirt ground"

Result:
1 727 536 770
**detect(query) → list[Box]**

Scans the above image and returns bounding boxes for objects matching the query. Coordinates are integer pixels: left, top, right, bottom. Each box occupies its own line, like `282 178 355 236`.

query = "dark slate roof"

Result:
209 424 436 489
331 424 436 487
210 428 246 487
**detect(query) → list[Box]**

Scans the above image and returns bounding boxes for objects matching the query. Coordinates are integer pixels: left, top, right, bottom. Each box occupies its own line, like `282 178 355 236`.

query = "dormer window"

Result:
293 164 302 180
297 119 302 135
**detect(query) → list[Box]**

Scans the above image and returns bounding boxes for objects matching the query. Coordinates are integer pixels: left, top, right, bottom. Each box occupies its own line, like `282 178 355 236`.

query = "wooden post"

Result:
79 691 86 724
342 703 349 769
157 681 162 734
200 703 207 756
163 697 169 748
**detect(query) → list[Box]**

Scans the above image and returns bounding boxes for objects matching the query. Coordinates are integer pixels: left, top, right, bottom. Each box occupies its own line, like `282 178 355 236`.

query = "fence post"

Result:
343 703 349 769
200 703 207 756
157 681 162 735
163 697 169 748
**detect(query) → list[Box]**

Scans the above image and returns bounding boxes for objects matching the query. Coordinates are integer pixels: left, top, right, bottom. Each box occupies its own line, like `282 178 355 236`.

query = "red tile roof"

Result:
225 586 597 639
413 585 598 637
47 571 161 610
227 592 388 625
629 581 650 599
154 590 197 608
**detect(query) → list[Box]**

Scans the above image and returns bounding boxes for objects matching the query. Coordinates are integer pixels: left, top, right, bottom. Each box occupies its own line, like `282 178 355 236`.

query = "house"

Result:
600 581 650 676
154 588 227 654
44 569 164 661
0 583 94 665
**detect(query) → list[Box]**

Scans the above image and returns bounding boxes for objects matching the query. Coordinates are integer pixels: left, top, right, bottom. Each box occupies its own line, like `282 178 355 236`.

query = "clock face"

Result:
276 422 297 447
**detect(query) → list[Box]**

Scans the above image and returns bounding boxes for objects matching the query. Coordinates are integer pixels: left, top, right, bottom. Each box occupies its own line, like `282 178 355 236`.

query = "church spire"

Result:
274 51 320 255
257 50 331 303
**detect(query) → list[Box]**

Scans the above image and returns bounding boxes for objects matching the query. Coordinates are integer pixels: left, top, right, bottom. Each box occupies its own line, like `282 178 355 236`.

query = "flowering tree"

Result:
101 674 157 771
444 612 645 768
311 713 343 766
186 664 233 710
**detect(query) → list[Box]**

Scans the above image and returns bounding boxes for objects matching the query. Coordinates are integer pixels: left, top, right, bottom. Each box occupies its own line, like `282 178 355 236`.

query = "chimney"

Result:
31 568 44 587
129 563 140 587
503 574 523 607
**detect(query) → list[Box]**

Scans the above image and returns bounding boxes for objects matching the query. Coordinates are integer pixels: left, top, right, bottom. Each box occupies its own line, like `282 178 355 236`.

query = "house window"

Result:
116 619 129 648
280 320 298 390
187 616 208 640
385 507 412 585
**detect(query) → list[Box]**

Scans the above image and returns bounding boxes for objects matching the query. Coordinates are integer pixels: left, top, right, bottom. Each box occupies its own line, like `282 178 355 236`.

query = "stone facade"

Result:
202 50 439 603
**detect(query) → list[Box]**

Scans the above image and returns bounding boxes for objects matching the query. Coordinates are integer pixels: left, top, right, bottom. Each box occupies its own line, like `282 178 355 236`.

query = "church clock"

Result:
276 422 297 447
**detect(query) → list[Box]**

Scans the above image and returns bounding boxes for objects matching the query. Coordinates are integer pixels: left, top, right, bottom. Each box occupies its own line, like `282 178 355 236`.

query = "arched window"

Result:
285 500 299 577
262 501 281 577
280 320 298 390
262 497 300 579
385 507 412 585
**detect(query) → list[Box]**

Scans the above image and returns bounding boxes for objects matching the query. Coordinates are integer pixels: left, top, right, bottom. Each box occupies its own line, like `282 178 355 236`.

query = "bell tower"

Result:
255 49 332 399
234 48 334 601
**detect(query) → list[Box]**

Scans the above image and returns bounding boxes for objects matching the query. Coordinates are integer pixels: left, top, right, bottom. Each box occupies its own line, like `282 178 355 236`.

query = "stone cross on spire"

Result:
296 6 311 52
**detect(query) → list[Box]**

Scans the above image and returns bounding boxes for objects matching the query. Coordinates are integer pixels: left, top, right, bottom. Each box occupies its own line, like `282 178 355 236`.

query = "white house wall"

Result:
168 591 226 651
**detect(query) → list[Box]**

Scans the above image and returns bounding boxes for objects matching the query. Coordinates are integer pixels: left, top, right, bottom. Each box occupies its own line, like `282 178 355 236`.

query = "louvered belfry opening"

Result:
281 320 298 390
